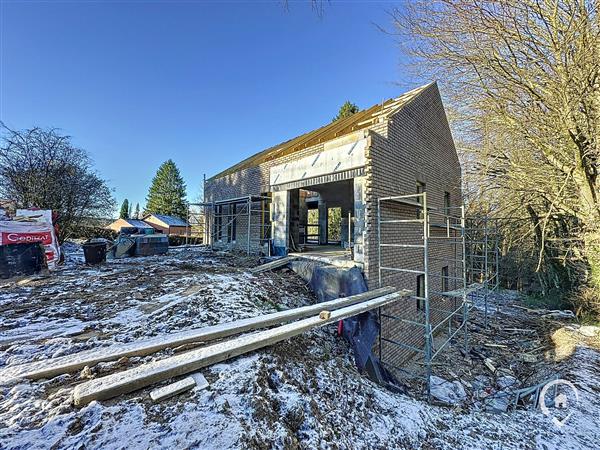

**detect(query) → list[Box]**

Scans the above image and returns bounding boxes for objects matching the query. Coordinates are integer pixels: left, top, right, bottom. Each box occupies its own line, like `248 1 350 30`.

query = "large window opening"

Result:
442 265 449 292
227 204 237 243
215 205 223 241
416 181 426 218
290 178 354 253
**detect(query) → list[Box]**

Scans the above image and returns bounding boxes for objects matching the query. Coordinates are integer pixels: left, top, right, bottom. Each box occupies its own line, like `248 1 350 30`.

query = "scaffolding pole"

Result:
376 192 498 400
191 195 272 256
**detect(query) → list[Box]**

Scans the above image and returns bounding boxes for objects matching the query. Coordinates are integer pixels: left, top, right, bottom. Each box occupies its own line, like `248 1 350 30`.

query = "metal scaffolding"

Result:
465 216 501 327
191 195 272 256
185 203 207 245
376 192 499 399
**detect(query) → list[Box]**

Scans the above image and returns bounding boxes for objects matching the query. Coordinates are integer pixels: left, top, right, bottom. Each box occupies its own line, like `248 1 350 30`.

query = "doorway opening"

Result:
289 178 355 253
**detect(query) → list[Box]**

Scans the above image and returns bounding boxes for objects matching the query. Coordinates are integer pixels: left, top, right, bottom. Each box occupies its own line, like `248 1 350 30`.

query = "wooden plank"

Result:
150 377 196 402
249 256 295 273
150 371 209 402
484 358 497 373
73 290 411 406
5 287 396 382
441 283 483 298
190 372 209 391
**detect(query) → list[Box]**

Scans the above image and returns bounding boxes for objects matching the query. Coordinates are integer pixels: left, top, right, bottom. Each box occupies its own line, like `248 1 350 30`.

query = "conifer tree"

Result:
119 198 130 219
145 159 187 219
332 101 359 121
134 202 140 219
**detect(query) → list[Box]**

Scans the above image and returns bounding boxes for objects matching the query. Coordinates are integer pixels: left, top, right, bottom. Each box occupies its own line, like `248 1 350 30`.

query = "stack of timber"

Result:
0 287 410 406
5 287 396 381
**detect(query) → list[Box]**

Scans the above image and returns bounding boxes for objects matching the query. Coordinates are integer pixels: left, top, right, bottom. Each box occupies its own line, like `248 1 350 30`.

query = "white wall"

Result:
270 137 367 187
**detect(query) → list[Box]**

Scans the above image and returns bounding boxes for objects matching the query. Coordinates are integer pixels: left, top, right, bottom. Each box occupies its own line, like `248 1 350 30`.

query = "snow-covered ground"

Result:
0 245 599 449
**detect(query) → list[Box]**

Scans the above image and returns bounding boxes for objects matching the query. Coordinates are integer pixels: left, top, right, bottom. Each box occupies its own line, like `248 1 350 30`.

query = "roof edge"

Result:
207 82 436 182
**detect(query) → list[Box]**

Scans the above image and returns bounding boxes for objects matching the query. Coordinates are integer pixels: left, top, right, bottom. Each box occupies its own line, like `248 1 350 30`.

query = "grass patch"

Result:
578 313 600 326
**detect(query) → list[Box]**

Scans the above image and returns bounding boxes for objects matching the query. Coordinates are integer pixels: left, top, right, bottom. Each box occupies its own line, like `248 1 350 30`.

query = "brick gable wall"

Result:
364 83 463 369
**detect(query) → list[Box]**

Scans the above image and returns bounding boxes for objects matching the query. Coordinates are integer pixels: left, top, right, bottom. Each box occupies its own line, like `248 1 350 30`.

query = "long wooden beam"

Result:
2 287 395 382
73 289 410 406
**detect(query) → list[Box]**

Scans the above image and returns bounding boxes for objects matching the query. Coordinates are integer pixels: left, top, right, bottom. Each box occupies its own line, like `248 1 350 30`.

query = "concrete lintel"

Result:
270 138 367 188
289 252 364 270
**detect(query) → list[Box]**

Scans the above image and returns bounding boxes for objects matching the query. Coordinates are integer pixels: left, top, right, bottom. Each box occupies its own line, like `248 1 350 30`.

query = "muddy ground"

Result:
0 245 599 449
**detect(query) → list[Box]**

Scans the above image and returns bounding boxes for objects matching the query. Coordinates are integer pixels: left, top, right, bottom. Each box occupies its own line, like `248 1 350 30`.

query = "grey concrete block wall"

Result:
205 142 331 202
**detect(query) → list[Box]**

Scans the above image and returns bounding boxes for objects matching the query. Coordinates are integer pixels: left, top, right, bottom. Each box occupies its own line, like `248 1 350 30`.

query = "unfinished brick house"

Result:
204 82 465 372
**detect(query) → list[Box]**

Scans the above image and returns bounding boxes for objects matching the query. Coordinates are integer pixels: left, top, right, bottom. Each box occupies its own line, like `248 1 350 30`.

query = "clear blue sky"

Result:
0 0 419 216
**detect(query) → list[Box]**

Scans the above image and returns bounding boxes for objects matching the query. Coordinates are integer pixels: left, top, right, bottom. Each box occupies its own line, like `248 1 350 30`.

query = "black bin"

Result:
0 243 46 279
82 241 107 265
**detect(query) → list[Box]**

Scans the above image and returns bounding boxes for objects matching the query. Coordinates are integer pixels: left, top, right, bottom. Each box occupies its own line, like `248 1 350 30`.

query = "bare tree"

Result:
281 0 328 17
0 123 115 242
392 1 599 314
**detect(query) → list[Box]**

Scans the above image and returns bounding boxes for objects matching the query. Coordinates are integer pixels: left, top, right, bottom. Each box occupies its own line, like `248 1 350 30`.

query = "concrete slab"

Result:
290 247 362 269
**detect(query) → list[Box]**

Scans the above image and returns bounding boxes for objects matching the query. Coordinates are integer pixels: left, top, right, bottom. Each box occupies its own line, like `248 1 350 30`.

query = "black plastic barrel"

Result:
0 243 45 279
82 242 107 265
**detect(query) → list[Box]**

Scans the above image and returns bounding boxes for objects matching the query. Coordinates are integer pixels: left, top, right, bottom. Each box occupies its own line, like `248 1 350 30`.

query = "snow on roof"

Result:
147 214 188 227
124 219 153 228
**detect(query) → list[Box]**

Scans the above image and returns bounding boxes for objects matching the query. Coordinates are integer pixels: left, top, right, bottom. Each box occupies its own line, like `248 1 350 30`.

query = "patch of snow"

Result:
1 248 599 449
430 375 467 405
0 318 89 346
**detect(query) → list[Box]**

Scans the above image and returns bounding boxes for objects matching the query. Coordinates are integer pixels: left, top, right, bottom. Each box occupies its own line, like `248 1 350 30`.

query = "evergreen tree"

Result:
332 101 359 121
134 202 140 219
119 198 130 219
145 159 188 219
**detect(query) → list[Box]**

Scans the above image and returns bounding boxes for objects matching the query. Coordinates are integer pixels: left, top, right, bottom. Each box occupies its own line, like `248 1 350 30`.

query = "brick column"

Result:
353 176 366 263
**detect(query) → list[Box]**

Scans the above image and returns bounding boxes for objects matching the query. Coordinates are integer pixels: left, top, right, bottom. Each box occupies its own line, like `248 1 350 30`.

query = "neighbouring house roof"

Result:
145 214 188 227
0 199 16 209
123 219 154 228
106 218 153 231
208 82 435 181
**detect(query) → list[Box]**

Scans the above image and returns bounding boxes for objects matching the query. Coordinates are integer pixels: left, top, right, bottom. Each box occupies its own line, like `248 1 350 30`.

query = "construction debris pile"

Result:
0 246 599 449
412 288 592 413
